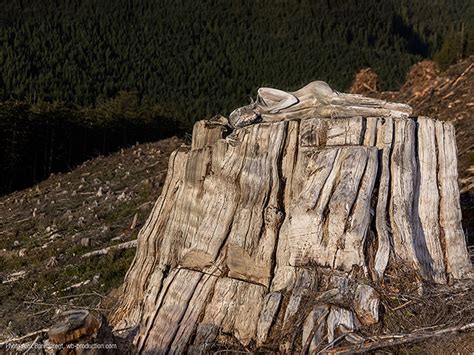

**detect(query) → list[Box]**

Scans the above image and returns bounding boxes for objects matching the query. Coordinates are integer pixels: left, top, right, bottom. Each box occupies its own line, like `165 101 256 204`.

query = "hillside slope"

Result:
0 137 183 337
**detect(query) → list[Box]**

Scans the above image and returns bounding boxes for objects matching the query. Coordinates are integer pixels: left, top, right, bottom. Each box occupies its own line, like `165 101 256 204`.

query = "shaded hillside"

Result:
0 137 183 337
0 94 181 195
2 0 473 196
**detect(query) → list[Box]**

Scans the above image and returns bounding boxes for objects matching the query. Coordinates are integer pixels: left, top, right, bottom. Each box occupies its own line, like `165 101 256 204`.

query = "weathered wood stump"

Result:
48 310 101 345
48 310 115 354
110 114 472 353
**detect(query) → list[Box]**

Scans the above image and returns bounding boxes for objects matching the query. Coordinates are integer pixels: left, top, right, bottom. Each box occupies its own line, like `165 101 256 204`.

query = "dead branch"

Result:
23 301 106 312
327 322 474 354
81 239 137 258
450 63 474 89
0 329 48 346
318 333 350 354
58 292 105 300
362 83 377 93
22 335 40 354
390 300 413 312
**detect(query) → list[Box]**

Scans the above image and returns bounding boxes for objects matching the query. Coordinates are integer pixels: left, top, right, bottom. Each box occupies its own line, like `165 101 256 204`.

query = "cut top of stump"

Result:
48 310 100 344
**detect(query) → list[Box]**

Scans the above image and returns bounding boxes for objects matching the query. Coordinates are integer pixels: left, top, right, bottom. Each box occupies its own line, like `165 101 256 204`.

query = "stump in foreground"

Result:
111 113 472 353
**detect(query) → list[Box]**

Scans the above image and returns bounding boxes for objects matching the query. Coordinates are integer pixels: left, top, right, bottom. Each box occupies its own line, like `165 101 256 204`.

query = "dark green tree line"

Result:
0 94 180 194
0 0 472 122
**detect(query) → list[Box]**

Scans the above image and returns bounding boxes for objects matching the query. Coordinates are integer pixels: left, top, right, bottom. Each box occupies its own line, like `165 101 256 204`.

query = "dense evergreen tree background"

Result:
1 0 473 120
0 0 473 194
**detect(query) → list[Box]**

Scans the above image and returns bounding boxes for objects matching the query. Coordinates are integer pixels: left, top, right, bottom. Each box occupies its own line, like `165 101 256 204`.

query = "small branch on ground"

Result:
81 239 137 258
327 322 474 353
0 329 48 346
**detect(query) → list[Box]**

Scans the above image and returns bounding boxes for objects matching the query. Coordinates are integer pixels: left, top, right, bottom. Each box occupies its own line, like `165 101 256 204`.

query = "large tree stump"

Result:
110 114 472 353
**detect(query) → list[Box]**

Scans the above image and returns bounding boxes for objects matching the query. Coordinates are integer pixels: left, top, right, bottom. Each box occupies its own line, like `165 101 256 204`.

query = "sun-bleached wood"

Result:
229 81 412 128
110 113 472 353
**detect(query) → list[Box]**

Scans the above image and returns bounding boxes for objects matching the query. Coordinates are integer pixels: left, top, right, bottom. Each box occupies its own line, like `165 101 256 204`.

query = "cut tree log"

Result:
110 112 472 353
48 310 100 344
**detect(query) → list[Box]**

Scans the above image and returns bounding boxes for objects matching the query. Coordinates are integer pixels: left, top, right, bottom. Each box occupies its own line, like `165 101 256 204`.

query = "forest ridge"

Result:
0 0 473 121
